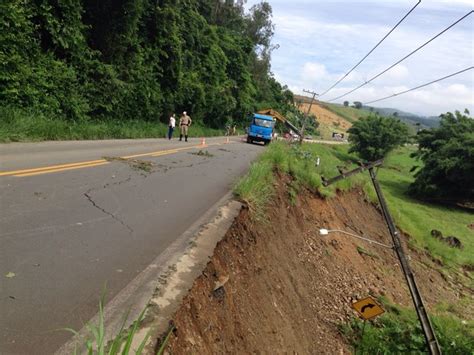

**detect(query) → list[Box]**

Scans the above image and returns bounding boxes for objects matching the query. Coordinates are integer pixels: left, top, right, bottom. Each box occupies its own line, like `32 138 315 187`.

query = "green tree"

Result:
353 101 362 109
410 110 474 204
347 114 409 161
0 0 293 131
343 101 349 107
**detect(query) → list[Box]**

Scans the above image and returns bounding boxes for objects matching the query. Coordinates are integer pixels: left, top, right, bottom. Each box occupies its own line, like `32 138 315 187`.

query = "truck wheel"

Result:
247 137 252 144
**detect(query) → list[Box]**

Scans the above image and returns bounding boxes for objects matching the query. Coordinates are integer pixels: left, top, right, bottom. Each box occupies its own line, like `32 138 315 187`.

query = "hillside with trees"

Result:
0 1 293 136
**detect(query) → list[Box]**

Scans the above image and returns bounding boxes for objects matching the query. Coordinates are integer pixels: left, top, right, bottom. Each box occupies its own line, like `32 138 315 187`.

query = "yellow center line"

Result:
0 159 107 177
1 139 237 177
15 162 110 177
150 149 179 157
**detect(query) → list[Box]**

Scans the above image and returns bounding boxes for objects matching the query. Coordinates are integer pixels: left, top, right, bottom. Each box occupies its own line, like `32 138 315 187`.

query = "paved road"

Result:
0 137 263 354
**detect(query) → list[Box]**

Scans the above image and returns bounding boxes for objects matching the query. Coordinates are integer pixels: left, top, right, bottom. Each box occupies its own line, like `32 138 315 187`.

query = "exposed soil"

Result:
299 102 352 132
159 176 472 354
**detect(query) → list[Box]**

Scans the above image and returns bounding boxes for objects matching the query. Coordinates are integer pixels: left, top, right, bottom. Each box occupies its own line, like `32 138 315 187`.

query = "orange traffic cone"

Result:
201 137 206 146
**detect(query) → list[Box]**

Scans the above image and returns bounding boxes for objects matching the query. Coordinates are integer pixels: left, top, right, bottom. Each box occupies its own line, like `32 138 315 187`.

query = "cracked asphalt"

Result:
0 137 263 355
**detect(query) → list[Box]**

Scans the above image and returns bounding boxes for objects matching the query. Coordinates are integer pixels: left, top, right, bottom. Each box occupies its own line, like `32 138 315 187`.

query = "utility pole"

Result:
323 161 441 355
300 89 318 144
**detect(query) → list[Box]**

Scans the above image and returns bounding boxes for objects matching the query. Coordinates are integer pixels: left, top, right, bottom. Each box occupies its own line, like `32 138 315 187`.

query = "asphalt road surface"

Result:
0 137 263 354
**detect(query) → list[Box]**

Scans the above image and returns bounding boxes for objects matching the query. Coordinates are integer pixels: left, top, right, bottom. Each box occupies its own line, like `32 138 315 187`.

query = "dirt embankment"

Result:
160 177 471 354
300 102 352 131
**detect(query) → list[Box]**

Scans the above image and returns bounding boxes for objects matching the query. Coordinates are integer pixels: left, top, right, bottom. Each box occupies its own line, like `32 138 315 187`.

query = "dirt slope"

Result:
298 102 351 140
160 177 471 354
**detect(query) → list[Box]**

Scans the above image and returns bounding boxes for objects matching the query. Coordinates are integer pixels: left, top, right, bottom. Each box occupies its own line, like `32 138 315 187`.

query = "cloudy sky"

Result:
245 0 473 116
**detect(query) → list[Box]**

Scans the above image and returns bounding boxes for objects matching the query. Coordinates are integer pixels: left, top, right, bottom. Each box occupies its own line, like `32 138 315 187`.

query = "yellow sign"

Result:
352 297 385 320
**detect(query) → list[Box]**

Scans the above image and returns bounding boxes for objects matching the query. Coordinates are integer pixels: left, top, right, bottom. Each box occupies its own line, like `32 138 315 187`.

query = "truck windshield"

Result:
254 118 273 128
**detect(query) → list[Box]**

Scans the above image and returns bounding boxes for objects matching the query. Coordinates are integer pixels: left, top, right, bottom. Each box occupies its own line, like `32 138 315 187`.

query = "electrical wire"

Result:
327 10 474 102
363 66 473 105
318 0 421 98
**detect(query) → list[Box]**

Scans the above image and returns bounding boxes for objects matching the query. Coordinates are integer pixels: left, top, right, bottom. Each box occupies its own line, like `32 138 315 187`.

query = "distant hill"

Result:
363 106 440 128
293 95 440 130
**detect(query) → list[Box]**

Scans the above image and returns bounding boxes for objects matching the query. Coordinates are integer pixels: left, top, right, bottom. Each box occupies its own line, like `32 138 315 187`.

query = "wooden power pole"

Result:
323 161 441 355
300 89 318 144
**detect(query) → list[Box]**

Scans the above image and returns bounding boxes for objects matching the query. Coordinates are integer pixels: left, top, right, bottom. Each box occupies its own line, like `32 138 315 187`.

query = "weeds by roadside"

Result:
0 107 223 142
233 141 365 217
65 295 149 355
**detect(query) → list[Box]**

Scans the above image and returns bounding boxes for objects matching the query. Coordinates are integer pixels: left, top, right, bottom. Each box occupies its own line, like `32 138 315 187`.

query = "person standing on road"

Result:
179 111 192 142
168 114 176 140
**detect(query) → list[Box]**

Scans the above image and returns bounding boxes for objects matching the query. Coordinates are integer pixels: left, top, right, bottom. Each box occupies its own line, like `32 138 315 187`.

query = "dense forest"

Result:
1 0 294 129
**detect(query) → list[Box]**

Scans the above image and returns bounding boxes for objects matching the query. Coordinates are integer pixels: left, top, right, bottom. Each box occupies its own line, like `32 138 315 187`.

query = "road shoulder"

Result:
55 192 242 354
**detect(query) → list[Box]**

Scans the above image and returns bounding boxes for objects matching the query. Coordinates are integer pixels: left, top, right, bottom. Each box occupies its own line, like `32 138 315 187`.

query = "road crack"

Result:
84 190 133 234
103 176 132 189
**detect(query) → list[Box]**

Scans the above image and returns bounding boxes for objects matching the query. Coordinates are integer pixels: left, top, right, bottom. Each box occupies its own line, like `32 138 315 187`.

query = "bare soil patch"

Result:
159 177 472 354
299 102 352 129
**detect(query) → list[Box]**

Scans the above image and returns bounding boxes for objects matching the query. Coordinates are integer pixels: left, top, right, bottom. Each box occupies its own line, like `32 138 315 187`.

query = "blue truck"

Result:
247 109 302 145
247 113 275 145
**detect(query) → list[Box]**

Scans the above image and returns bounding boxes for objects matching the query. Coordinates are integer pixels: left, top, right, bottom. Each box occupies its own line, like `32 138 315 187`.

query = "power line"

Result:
318 0 421 98
327 10 474 102
363 66 473 105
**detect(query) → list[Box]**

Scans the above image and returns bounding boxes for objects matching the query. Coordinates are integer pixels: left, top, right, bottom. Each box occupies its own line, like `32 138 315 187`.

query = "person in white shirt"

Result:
168 114 176 140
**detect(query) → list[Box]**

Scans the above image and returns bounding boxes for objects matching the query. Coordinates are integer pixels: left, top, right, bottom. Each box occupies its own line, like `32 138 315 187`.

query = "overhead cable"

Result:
327 10 474 102
318 0 421 98
363 66 473 105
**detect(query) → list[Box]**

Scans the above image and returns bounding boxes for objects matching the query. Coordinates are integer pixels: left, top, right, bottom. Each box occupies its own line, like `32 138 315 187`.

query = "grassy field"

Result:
0 107 223 142
378 147 473 270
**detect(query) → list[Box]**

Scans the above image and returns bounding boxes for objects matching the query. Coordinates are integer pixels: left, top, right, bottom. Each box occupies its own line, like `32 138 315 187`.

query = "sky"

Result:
244 0 473 116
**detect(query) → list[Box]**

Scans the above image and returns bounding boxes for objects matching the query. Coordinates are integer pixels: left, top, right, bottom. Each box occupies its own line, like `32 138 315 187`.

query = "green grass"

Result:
341 299 474 354
376 146 474 270
66 294 150 354
233 151 276 219
234 141 366 216
0 107 223 142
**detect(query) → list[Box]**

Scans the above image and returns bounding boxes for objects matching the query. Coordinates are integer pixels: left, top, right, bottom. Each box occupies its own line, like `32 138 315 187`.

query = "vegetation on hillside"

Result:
309 100 438 135
0 1 293 141
321 102 372 124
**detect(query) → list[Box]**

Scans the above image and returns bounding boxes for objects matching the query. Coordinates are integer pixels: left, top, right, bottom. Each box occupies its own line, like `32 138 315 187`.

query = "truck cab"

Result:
247 113 274 145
